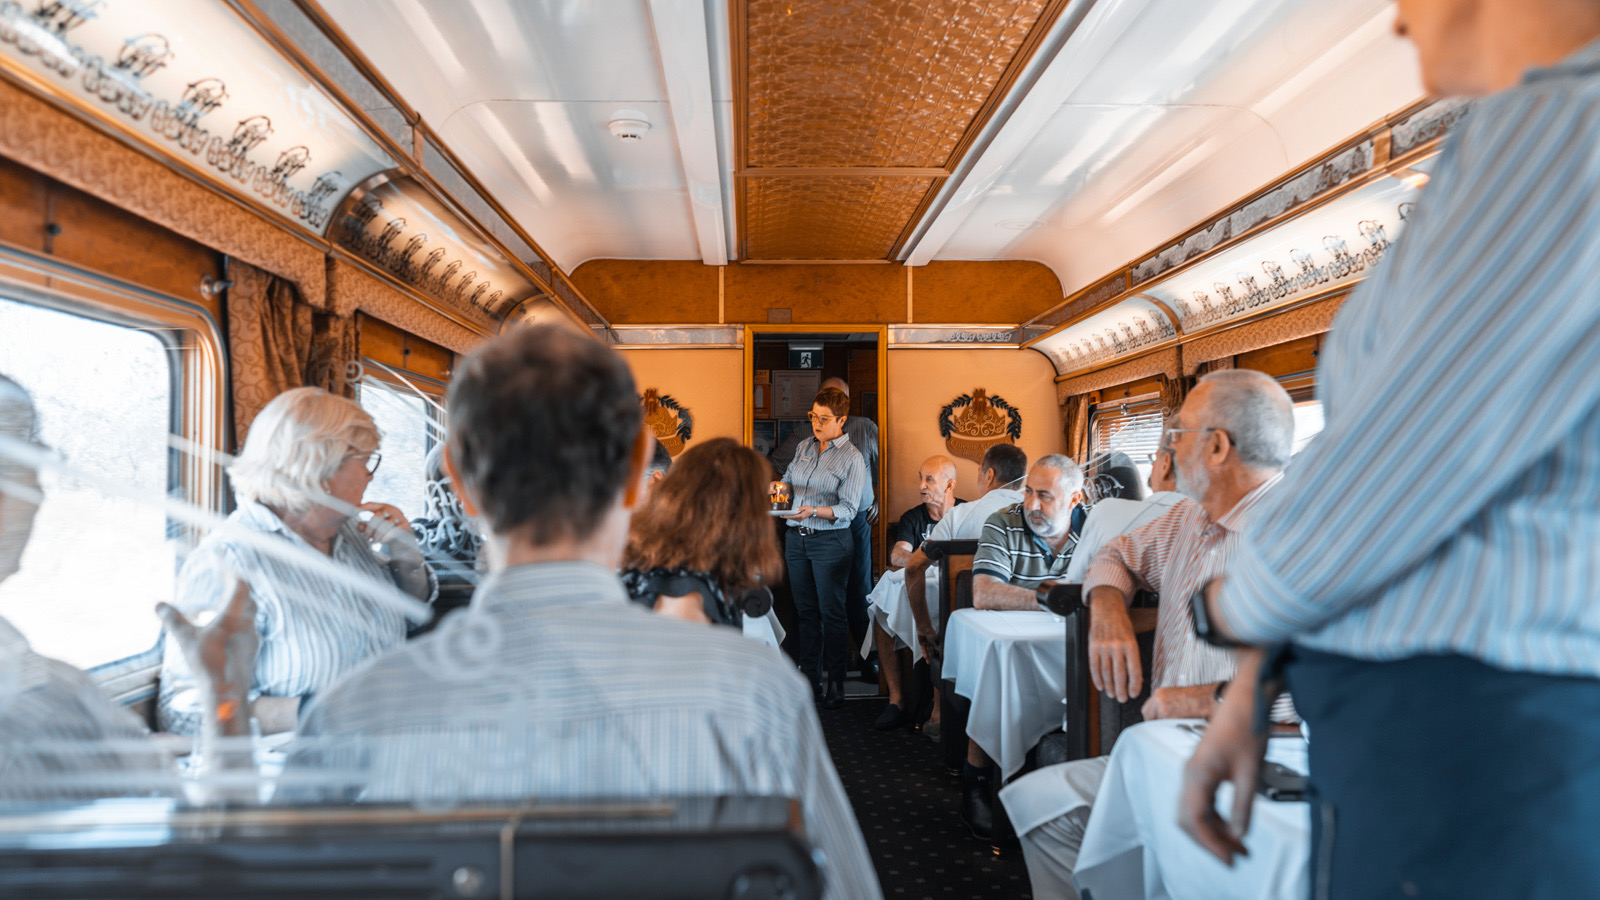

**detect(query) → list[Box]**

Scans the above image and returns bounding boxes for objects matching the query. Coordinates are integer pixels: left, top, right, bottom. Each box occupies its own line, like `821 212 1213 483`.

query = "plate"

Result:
768 509 797 517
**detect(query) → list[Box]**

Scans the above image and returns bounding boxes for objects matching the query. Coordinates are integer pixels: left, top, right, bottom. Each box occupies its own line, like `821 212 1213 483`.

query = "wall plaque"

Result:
641 388 693 457
940 389 1022 464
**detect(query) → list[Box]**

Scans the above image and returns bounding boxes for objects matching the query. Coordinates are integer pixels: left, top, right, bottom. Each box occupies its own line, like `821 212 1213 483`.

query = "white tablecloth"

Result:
943 609 1066 779
1074 720 1311 900
858 567 941 663
741 609 787 649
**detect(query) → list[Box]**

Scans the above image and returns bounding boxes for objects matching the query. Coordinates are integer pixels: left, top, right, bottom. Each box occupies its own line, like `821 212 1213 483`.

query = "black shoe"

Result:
874 702 908 730
852 654 880 684
960 766 994 840
821 680 846 709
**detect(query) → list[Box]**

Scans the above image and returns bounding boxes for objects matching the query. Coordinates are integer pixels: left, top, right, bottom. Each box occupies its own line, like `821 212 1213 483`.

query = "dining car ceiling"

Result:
316 0 1424 290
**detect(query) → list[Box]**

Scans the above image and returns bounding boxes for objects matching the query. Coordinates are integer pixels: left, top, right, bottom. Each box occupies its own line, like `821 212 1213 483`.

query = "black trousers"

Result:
1286 646 1600 899
785 528 852 684
847 510 872 650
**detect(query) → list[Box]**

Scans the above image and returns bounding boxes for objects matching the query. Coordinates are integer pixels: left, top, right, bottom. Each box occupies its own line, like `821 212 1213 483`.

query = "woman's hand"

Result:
357 502 414 544
782 505 814 520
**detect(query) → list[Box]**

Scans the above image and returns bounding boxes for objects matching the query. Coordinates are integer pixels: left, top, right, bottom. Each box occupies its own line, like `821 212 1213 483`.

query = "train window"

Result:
1292 400 1325 455
358 379 436 520
1090 392 1166 484
0 296 173 669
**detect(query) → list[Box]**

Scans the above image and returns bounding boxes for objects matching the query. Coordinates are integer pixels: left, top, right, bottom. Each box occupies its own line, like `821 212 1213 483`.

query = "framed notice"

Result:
752 420 777 456
772 370 822 419
753 383 772 418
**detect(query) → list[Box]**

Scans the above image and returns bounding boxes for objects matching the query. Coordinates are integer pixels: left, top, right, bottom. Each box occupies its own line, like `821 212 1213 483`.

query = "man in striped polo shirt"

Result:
959 455 1085 837
971 455 1086 609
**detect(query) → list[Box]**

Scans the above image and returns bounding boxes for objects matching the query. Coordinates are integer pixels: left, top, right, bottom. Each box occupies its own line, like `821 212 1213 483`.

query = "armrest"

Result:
922 539 979 562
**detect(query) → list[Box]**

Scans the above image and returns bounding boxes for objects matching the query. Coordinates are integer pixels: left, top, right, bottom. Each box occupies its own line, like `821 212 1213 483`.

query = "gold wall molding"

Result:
327 259 481 354
0 76 328 309
1054 347 1180 404
1179 292 1345 375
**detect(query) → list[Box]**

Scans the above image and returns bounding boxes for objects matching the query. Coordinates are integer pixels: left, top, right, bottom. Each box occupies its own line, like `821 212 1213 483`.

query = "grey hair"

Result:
1033 454 1085 496
0 374 41 577
820 377 850 396
1195 369 1294 470
230 387 380 514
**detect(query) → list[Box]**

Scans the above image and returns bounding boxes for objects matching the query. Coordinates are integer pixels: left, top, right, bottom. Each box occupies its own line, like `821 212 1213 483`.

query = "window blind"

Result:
1089 391 1167 469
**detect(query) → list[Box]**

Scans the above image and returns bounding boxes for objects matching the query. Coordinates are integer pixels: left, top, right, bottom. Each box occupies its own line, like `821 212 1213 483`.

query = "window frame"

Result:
0 243 227 673
1087 389 1167 477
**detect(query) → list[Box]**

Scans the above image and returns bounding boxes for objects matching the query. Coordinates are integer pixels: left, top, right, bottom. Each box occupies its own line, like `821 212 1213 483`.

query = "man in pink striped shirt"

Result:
999 369 1294 900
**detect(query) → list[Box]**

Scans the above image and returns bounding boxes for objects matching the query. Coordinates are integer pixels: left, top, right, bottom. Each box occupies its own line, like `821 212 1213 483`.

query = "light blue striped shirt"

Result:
287 562 880 900
782 434 868 530
158 501 434 734
1221 38 1600 677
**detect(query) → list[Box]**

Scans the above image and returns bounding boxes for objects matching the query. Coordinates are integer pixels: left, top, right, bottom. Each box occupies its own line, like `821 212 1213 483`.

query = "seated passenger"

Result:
998 369 1295 900
158 387 436 736
0 375 256 801
900 443 1029 740
621 436 784 629
287 326 880 899
959 454 1085 837
1061 446 1185 586
866 455 962 730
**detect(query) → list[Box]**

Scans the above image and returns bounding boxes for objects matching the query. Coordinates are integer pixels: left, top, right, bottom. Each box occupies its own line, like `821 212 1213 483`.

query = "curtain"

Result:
1061 393 1092 463
227 262 357 449
1160 374 1187 417
1195 358 1234 377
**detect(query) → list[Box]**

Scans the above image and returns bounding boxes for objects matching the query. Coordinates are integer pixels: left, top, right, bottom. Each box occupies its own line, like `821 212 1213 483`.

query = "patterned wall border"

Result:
1055 347 1180 404
1179 291 1346 374
328 258 483 354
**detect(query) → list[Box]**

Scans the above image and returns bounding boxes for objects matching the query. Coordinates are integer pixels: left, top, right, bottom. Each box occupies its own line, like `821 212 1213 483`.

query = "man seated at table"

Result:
865 455 962 730
286 325 880 900
896 443 1029 742
997 369 1294 900
958 455 1085 837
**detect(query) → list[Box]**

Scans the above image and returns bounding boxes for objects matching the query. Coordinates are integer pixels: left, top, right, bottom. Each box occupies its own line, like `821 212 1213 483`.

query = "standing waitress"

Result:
779 387 867 709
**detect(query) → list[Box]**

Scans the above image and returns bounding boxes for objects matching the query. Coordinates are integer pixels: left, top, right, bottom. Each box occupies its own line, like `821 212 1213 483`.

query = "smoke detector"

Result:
608 110 651 143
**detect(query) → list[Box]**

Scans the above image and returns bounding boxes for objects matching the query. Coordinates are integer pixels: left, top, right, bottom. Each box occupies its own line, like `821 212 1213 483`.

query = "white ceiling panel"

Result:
321 0 729 270
911 0 1423 296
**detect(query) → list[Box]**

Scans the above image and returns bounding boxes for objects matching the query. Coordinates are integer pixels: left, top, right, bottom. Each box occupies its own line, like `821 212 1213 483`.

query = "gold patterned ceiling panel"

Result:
735 0 1065 260
745 175 936 260
745 0 1048 168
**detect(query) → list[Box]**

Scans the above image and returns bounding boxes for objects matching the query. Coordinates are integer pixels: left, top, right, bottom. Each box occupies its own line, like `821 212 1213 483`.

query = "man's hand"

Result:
1088 588 1142 702
156 579 258 739
865 502 880 525
1180 649 1268 865
1141 685 1217 721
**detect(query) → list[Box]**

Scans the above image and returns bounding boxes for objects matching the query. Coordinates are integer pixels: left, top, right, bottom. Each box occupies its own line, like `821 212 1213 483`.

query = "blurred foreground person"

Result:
1183 2 1600 896
0 375 256 801
622 437 783 626
289 326 880 900
159 387 435 735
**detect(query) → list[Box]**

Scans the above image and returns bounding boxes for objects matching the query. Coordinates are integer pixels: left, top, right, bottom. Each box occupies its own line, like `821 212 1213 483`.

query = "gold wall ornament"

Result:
641 389 694 458
939 388 1022 464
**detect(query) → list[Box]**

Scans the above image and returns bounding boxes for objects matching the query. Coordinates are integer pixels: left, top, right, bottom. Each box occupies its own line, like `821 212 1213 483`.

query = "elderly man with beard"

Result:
955 455 1085 837
994 369 1294 900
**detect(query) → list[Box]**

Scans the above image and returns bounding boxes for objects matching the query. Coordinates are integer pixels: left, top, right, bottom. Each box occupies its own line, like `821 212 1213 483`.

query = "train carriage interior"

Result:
2 0 1587 897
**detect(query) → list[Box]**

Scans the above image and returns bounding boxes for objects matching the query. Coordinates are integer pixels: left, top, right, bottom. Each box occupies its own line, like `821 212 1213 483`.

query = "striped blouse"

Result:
782 434 867 531
1221 37 1600 678
158 501 434 735
1085 476 1282 690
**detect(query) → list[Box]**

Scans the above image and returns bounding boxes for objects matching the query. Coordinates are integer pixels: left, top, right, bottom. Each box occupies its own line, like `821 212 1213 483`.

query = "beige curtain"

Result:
1061 393 1092 463
228 262 358 449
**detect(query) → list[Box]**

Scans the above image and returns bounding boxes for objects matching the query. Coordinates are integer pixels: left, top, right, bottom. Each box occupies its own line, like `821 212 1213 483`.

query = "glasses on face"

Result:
1160 427 1220 451
347 450 382 475
806 413 838 425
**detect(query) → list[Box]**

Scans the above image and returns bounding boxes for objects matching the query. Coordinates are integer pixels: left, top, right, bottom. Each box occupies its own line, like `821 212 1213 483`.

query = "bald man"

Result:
868 455 962 730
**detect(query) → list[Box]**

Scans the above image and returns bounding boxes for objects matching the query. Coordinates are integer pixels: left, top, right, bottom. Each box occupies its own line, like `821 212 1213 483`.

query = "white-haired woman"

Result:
157 387 434 736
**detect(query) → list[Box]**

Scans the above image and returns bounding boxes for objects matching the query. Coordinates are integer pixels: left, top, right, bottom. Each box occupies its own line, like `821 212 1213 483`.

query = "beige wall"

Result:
617 348 745 454
885 348 1064 518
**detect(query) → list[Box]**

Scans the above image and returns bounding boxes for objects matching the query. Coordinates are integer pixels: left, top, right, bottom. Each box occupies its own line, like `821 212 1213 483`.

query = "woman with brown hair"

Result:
622 437 784 628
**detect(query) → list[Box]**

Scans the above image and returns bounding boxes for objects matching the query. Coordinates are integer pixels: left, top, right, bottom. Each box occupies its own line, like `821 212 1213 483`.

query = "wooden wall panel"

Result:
914 260 1062 323
358 312 454 384
570 260 718 324
725 263 904 323
1233 334 1322 378
0 153 222 315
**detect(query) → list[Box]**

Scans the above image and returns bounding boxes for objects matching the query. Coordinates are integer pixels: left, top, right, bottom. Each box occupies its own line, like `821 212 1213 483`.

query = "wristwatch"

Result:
1213 680 1230 703
1189 587 1246 648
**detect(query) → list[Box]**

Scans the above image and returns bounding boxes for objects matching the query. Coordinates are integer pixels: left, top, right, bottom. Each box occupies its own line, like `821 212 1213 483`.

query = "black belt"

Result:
794 525 822 536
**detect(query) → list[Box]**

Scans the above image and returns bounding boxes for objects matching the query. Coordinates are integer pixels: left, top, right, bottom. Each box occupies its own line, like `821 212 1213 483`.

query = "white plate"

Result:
768 509 797 516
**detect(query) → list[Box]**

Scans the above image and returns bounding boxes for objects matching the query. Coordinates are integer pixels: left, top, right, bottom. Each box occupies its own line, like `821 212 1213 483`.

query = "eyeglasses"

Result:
1160 428 1228 450
347 451 382 474
806 413 839 424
